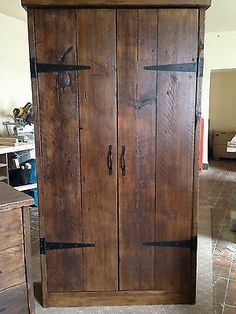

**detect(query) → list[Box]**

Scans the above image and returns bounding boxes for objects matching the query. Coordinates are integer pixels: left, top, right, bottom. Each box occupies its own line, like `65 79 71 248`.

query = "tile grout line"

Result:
212 170 231 255
222 256 233 313
211 167 236 313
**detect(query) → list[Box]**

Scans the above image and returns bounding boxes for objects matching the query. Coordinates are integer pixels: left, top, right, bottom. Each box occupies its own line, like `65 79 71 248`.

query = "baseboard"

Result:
43 290 193 307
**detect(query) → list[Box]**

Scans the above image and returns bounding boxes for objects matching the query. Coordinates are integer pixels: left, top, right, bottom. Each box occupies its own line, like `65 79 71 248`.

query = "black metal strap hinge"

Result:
144 58 204 77
40 238 95 255
30 57 90 78
143 236 197 250
198 57 204 77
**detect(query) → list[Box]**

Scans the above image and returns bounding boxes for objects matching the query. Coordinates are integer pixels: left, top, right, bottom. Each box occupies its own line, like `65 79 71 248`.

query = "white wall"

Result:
209 70 236 132
0 13 31 136
202 30 236 163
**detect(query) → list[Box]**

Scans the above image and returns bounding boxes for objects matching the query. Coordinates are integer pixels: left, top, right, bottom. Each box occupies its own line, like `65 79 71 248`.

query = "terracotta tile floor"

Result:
200 161 236 314
29 161 236 313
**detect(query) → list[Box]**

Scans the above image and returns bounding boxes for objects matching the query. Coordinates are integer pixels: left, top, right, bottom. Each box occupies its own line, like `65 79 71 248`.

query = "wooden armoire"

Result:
22 0 211 307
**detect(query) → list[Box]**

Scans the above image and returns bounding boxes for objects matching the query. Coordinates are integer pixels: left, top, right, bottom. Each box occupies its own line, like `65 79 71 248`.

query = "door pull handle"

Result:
108 145 112 175
121 146 126 176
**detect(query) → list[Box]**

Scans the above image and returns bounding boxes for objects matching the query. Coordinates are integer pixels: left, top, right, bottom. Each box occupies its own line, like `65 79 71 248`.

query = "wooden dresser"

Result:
0 182 35 314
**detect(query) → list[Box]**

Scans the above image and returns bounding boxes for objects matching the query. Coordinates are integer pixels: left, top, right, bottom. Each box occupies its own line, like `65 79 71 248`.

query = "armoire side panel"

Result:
77 9 118 291
155 9 199 290
34 9 84 292
117 9 158 290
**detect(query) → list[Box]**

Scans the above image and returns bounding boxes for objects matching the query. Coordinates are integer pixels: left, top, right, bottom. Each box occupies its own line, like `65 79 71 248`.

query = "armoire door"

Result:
117 9 199 291
30 5 200 301
33 9 118 292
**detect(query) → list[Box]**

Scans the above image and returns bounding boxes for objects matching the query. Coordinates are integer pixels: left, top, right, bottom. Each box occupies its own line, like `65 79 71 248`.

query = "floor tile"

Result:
225 290 236 307
213 277 228 290
224 305 236 313
214 265 230 279
214 288 226 304
214 303 223 314
228 280 236 291
214 256 231 268
230 269 236 281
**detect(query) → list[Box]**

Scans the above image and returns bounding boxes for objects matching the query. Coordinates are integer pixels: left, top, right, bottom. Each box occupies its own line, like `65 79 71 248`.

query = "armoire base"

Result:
43 290 195 307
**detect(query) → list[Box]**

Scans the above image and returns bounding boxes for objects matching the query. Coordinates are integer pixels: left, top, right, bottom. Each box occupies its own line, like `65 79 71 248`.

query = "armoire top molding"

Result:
22 0 211 9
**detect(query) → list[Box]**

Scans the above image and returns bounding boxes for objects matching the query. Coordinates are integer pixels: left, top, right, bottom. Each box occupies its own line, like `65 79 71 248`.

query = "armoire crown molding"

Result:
22 0 211 9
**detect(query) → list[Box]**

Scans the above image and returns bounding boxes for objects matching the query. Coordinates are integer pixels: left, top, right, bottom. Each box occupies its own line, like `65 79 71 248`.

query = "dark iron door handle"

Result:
121 146 126 176
108 145 112 175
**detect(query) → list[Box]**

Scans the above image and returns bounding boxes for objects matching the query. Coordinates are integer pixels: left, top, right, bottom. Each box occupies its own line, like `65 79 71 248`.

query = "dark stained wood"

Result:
34 9 84 293
154 9 199 291
22 207 35 314
27 10 48 305
0 184 35 313
24 4 209 306
77 9 118 291
0 283 29 314
0 208 23 251
190 8 206 303
0 182 33 211
22 0 212 9
0 246 25 291
45 289 192 306
117 9 157 290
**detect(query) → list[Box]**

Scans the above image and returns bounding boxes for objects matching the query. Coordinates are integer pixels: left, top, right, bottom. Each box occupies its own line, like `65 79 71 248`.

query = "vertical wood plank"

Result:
22 207 35 314
34 9 84 292
27 9 48 303
191 8 206 303
155 9 198 290
77 9 118 291
117 9 158 290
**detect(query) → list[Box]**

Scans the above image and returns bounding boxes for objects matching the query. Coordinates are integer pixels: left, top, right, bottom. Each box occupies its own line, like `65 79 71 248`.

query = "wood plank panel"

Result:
0 246 25 291
45 289 192 307
0 208 23 251
154 9 198 290
22 0 212 9
191 8 206 303
0 283 29 314
0 182 33 211
34 9 83 292
27 10 48 305
77 9 118 291
117 9 158 290
22 207 35 313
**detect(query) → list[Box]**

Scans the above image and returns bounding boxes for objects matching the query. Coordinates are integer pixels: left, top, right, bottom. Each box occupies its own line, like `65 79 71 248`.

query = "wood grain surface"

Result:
45 289 192 306
154 9 198 291
27 10 48 304
34 9 84 292
27 5 204 305
0 246 25 292
22 207 35 313
77 9 118 291
0 283 28 314
0 182 33 212
22 0 211 9
191 8 206 303
0 208 23 251
117 9 157 291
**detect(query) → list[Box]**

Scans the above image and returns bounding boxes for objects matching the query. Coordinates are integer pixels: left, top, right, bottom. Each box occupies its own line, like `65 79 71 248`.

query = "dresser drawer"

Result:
0 246 25 292
0 208 23 251
0 283 29 314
